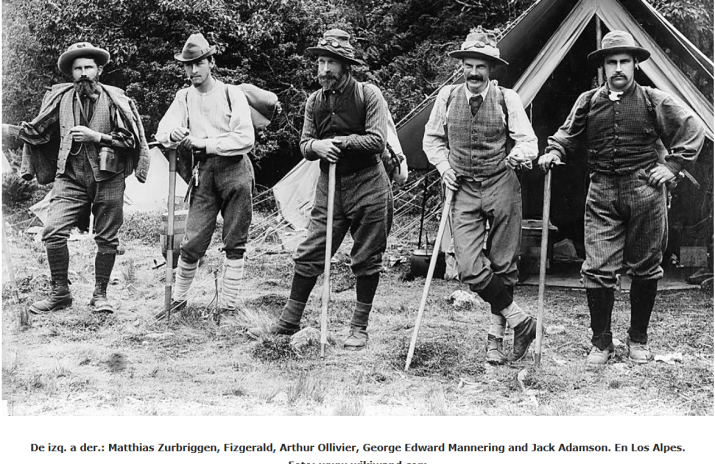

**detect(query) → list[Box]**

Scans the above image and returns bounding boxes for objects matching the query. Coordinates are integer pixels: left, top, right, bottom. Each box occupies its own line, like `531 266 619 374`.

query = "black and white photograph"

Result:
1 0 713 462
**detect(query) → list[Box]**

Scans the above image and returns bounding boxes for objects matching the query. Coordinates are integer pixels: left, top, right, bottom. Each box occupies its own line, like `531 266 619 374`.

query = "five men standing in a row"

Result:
3 26 704 365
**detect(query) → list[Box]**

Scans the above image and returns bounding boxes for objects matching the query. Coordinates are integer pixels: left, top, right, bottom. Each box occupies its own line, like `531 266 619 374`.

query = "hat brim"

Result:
58 48 110 75
306 47 364 66
174 46 217 63
448 50 508 66
587 47 650 67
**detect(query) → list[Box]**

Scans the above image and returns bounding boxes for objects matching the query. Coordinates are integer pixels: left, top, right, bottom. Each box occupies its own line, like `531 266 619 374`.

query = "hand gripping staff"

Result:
405 188 455 371
535 169 553 366
321 163 337 357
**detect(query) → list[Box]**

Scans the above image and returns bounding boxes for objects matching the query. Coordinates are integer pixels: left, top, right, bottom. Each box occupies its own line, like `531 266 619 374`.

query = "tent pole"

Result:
596 17 604 86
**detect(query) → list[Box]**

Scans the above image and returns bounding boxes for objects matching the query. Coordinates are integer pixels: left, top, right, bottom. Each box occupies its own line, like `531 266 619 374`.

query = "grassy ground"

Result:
2 212 713 416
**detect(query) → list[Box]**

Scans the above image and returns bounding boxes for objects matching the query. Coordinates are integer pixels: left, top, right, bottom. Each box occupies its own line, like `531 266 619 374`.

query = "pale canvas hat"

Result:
57 42 110 75
175 33 217 62
448 27 508 65
587 30 651 66
306 29 364 66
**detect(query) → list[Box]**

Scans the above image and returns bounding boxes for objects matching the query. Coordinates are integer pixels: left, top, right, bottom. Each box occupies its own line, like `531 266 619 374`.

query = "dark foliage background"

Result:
2 0 712 186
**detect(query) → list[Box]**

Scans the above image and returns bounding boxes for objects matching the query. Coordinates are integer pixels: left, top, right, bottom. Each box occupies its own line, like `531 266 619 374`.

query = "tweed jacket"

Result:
20 83 150 185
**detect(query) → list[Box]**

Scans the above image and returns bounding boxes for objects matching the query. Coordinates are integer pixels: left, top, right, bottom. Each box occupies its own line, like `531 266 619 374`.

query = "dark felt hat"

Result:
587 30 650 66
175 33 217 63
57 42 110 75
306 29 364 66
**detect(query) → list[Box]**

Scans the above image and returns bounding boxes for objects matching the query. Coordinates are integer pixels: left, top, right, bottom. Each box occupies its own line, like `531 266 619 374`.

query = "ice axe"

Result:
535 164 558 366
405 188 455 371
320 163 337 357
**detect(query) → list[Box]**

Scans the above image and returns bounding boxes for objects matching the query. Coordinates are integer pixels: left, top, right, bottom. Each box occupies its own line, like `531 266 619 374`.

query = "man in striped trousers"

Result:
539 31 704 366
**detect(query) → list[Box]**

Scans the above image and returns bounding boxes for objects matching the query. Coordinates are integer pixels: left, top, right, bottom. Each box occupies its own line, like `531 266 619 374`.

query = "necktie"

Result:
469 95 483 116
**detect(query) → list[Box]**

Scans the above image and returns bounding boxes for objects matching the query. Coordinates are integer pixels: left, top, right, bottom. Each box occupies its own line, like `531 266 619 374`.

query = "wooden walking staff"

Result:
2 222 21 304
535 169 552 366
164 148 178 325
320 163 337 357
405 188 455 371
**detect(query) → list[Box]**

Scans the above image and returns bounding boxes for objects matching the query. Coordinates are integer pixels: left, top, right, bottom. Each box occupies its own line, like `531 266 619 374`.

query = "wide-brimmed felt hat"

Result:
57 42 110 75
175 33 217 63
587 30 650 67
306 29 364 66
448 28 508 66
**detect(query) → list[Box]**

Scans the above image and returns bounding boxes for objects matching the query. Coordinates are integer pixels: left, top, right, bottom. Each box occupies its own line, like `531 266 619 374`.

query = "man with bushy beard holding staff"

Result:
2 42 150 315
249 29 393 350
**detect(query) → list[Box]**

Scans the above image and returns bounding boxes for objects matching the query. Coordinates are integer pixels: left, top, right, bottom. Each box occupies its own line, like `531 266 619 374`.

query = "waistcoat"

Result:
314 77 380 174
447 84 508 179
586 84 660 174
59 89 122 181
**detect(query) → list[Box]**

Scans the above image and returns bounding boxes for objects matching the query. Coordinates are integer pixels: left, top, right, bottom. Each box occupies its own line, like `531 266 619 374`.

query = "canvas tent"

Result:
30 147 188 224
392 0 713 258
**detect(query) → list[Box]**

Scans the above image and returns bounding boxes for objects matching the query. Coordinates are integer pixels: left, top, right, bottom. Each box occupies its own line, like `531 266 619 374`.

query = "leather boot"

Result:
509 316 537 361
30 281 72 314
247 298 305 339
31 245 72 314
486 334 506 364
89 280 114 314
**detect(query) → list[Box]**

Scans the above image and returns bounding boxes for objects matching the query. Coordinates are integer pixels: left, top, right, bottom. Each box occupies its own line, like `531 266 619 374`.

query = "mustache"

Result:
467 75 484 82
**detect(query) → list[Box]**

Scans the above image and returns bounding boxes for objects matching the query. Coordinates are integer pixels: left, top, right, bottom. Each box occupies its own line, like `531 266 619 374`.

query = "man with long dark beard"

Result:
423 28 539 364
249 29 393 350
2 42 151 314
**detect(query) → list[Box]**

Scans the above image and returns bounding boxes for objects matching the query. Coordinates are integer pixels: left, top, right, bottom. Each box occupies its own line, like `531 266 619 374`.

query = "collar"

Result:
605 80 637 100
464 80 490 101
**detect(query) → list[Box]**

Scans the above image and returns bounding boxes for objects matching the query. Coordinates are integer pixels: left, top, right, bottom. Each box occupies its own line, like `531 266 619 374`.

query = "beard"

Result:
318 70 344 91
74 76 99 98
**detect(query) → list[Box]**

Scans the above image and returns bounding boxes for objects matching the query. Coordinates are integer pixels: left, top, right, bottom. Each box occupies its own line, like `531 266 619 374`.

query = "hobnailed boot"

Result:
30 281 72 314
31 245 72 314
627 279 657 363
485 334 506 365
509 316 537 362
90 252 116 314
247 299 305 339
344 327 368 349
89 280 114 314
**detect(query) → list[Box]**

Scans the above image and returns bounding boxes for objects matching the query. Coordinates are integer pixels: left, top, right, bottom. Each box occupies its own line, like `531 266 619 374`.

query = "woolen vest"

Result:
447 84 508 179
59 89 123 181
586 84 660 174
314 77 380 175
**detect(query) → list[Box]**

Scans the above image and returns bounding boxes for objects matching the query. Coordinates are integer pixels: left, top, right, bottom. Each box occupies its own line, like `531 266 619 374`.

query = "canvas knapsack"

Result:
184 83 279 132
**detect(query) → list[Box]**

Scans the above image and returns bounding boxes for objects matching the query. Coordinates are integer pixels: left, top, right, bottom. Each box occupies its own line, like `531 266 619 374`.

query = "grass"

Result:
1 211 713 416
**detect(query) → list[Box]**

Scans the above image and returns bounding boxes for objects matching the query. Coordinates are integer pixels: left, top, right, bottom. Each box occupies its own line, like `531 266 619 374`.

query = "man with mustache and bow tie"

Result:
423 28 539 364
2 42 151 316
539 31 705 366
